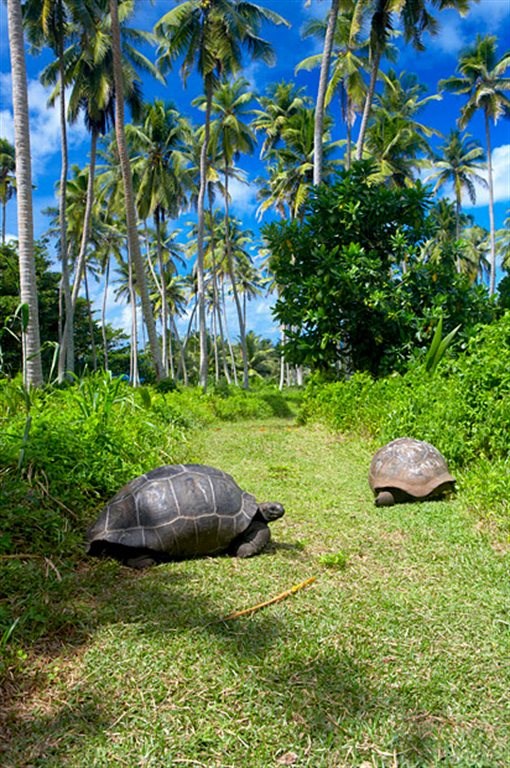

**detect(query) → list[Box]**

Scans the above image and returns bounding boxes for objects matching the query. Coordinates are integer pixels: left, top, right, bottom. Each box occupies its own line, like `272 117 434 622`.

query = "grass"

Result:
1 418 509 767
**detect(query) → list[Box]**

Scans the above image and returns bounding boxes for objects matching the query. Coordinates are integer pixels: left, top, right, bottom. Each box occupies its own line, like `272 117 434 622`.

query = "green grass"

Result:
1 419 509 767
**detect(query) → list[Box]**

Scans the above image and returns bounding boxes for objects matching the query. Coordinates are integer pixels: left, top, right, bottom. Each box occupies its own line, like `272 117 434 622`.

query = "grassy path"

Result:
2 419 509 767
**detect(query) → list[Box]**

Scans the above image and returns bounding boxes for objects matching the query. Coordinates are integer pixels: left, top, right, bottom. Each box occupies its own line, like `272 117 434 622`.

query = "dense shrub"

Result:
299 313 510 527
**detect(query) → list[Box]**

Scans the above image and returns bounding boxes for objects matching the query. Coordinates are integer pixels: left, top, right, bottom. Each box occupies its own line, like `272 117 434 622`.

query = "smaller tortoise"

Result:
86 463 284 568
369 437 455 507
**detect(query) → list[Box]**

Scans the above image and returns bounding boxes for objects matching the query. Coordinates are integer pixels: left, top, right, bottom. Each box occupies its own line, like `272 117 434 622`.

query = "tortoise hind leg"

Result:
230 520 271 558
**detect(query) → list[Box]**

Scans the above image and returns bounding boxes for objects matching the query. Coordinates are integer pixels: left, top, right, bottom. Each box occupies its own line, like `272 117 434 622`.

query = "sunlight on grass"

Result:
2 420 509 767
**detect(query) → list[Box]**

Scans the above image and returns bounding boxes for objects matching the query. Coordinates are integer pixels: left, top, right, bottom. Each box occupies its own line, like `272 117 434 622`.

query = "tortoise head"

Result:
257 502 285 521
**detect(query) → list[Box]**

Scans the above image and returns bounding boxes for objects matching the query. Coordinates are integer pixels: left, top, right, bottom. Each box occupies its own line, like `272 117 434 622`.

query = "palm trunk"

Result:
155 208 169 377
101 255 110 370
109 0 163 381
7 0 43 387
314 0 339 185
356 47 382 161
485 112 496 297
224 169 249 388
196 76 213 389
57 40 72 382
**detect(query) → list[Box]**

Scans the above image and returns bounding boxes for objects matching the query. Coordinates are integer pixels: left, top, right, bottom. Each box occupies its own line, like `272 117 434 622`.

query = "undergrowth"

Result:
299 313 510 529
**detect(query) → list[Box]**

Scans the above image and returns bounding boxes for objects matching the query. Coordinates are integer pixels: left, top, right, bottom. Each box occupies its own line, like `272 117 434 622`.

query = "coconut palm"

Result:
497 211 510 270
155 0 288 390
312 0 341 184
195 77 257 387
439 34 510 295
297 1 368 170
0 138 16 244
109 0 163 381
426 129 487 241
129 100 193 376
22 0 95 381
364 69 441 186
257 106 341 221
6 0 43 386
252 81 312 159
356 0 472 161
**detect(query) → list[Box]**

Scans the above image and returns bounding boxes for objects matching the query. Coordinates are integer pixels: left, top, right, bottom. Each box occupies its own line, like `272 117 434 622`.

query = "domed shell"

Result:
369 438 455 500
86 464 258 559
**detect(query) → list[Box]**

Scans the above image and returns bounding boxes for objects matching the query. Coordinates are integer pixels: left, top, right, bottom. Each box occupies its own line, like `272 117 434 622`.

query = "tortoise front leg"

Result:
230 520 271 558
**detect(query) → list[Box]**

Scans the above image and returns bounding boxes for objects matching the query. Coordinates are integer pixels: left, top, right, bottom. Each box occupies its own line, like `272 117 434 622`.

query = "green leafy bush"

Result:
299 313 510 527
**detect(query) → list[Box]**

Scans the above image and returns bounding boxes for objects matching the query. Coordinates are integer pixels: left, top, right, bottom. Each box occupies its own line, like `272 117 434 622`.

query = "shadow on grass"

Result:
0 551 448 767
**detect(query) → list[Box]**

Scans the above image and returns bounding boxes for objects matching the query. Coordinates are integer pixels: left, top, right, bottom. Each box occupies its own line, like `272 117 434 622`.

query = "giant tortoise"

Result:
86 463 285 568
368 437 455 507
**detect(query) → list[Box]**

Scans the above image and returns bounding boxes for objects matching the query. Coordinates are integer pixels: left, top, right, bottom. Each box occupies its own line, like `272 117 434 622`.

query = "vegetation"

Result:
1 2 510 763
1 390 509 766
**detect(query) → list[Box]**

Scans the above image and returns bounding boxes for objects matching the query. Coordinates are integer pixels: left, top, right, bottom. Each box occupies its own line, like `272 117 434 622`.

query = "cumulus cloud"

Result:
467 144 510 208
226 175 259 217
426 0 509 56
0 73 88 179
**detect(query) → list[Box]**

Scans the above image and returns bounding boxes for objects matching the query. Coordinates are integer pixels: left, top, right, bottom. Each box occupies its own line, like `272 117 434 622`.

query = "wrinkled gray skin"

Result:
86 464 284 568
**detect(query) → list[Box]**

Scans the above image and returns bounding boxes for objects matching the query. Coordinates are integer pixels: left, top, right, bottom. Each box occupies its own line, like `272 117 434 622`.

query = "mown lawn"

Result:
1 418 509 767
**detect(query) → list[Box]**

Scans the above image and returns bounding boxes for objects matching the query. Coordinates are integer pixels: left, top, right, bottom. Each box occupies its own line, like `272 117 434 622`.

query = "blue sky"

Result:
1 0 509 342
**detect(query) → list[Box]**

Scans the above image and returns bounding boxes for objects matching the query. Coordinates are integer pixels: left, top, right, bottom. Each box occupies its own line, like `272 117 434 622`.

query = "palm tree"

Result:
196 77 257 388
0 138 16 244
364 68 441 186
297 1 368 169
312 0 341 185
356 0 472 161
155 0 288 390
257 106 341 221
6 0 43 386
129 100 193 376
252 81 312 159
439 34 510 296
426 129 487 241
109 0 163 381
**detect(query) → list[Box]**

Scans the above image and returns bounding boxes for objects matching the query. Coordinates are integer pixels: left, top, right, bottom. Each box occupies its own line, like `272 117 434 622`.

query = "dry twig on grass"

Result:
222 576 317 620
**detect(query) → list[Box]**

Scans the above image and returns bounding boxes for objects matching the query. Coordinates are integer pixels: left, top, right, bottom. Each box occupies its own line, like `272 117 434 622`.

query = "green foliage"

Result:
299 312 510 527
264 162 494 377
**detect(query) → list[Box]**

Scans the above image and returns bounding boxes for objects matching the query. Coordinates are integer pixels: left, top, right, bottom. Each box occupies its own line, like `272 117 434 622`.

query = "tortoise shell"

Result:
86 464 259 559
369 438 455 504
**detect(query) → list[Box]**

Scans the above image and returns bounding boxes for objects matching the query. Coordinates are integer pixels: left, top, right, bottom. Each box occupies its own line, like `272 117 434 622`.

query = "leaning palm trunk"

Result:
7 0 43 387
356 47 382 161
224 171 249 388
101 255 110 370
196 78 213 389
314 0 340 185
484 112 497 297
57 48 72 382
109 0 163 381
155 209 169 377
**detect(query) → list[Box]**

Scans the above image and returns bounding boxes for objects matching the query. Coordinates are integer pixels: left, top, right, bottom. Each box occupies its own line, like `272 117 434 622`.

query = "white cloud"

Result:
226 175 259 217
467 144 510 208
0 72 88 179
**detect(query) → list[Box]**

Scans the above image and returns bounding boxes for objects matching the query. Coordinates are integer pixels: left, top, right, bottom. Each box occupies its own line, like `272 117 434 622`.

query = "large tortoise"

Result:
86 464 285 568
369 437 455 507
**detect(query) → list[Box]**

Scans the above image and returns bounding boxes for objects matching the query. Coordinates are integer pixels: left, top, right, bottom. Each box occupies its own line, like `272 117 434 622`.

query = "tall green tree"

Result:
129 100 192 376
6 0 43 386
312 0 341 185
356 0 472 161
109 0 163 381
198 77 257 387
426 129 487 241
364 69 441 186
155 0 288 390
297 0 367 169
440 34 510 296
